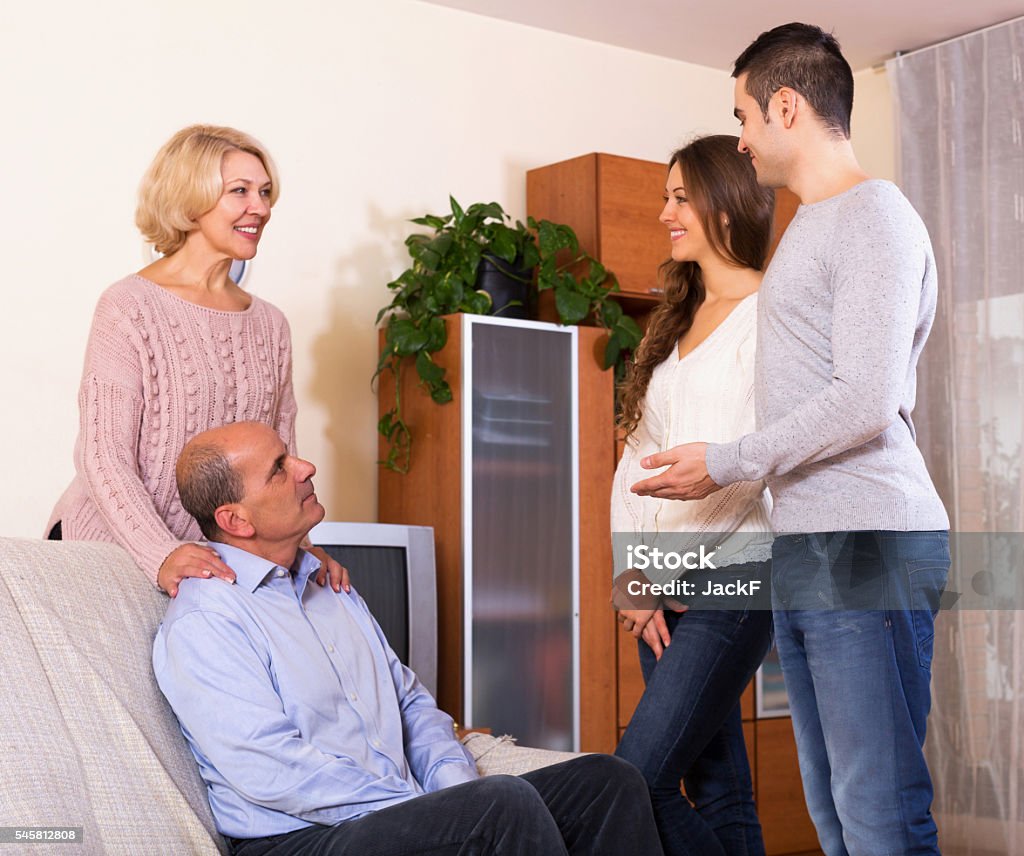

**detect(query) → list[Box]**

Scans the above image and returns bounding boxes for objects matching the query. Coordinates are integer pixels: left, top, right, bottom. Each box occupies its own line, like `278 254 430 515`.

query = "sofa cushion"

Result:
0 537 224 855
460 732 584 776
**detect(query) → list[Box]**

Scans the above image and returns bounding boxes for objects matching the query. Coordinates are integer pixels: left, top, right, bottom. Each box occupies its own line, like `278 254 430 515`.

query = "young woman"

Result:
47 125 344 596
612 134 774 856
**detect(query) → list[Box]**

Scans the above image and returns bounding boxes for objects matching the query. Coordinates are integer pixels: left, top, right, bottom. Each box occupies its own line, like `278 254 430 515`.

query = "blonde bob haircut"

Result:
135 124 280 256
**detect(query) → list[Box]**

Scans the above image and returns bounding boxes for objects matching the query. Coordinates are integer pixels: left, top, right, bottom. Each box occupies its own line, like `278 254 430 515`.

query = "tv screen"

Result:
308 522 438 699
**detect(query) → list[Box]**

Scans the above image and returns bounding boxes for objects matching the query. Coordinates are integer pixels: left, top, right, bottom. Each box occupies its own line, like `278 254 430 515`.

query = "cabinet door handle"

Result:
648 287 664 295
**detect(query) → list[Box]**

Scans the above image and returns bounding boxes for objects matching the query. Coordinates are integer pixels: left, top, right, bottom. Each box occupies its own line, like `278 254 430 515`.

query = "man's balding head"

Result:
176 422 324 559
176 425 244 541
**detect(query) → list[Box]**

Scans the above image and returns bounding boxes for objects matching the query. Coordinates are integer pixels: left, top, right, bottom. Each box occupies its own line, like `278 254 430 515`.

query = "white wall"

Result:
0 0 740 536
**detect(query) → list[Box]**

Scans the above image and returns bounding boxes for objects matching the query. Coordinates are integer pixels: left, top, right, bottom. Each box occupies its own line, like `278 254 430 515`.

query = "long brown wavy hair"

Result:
617 135 774 437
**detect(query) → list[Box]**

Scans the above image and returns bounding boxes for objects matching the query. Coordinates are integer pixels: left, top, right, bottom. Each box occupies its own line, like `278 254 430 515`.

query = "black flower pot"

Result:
477 256 531 318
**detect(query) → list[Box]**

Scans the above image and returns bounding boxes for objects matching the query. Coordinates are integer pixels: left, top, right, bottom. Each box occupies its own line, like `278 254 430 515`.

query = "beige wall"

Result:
1 0 742 537
852 66 896 181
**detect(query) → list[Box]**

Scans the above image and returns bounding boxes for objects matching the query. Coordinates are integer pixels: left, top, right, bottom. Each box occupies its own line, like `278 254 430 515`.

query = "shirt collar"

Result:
208 542 322 594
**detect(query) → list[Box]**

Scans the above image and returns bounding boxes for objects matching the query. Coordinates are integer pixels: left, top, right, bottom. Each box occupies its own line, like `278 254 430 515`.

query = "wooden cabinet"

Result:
378 315 617 752
527 153 668 303
756 718 821 854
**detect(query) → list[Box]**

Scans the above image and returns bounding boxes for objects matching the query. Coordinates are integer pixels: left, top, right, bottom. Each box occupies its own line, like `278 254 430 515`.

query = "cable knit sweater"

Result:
611 293 772 581
47 275 298 585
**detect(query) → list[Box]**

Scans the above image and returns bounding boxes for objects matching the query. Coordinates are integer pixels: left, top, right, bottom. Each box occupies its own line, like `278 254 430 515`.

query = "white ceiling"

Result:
420 0 1024 70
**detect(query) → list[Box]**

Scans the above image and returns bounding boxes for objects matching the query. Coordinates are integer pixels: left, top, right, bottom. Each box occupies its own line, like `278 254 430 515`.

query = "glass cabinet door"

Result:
463 316 578 751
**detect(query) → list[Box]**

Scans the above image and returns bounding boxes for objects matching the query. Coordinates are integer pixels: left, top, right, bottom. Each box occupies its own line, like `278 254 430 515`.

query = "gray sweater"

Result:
706 180 949 534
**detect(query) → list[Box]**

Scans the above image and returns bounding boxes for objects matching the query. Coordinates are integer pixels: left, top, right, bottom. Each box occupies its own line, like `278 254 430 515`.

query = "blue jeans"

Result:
771 531 949 856
615 561 772 856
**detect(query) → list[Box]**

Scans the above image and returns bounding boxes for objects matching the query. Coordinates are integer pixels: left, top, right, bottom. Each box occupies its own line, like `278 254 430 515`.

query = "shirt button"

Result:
327 645 335 653
349 693 358 702
276 569 286 577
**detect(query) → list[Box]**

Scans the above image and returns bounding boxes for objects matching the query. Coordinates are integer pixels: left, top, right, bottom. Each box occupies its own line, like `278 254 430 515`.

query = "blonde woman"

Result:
48 125 345 596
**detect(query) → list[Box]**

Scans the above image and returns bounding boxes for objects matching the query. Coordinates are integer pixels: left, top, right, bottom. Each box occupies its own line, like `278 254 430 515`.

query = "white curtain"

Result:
888 18 1024 855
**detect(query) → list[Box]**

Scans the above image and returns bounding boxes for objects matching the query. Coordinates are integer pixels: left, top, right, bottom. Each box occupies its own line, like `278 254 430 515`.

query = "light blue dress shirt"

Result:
152 542 478 839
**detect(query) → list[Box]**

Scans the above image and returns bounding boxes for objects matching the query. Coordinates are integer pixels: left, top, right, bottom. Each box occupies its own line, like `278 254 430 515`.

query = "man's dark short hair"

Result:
733 22 854 139
176 443 243 541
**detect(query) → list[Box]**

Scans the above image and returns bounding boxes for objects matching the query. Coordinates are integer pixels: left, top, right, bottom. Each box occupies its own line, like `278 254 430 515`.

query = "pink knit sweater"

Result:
47 275 298 585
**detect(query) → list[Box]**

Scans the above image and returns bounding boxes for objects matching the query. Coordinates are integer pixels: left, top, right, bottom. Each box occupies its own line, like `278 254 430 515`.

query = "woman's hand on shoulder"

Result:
305 544 351 593
158 544 237 598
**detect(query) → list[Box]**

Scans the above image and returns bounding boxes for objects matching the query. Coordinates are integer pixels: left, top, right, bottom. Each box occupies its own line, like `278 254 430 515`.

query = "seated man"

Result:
154 421 664 856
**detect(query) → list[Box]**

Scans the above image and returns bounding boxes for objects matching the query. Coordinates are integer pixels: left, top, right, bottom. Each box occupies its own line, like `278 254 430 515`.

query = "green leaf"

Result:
464 241 483 274
421 292 441 315
415 350 445 386
536 256 557 290
424 315 447 351
388 318 428 356
561 225 580 255
597 299 620 326
377 409 397 439
555 287 591 324
428 231 454 260
465 290 491 315
520 240 540 270
375 348 396 376
617 315 643 346
430 381 453 404
490 227 517 264
469 201 506 221
433 275 455 308
603 337 622 370
537 220 561 255
450 196 465 222
409 242 440 270
410 215 447 229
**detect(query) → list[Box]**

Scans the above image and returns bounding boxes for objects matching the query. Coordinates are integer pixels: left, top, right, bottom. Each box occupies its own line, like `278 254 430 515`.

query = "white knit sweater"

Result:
611 293 772 578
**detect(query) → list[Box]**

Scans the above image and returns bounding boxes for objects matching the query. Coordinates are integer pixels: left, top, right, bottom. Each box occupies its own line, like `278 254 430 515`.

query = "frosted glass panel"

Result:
468 319 576 750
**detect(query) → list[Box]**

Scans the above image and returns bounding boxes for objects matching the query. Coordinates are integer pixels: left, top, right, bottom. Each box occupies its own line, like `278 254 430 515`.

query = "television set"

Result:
308 521 438 699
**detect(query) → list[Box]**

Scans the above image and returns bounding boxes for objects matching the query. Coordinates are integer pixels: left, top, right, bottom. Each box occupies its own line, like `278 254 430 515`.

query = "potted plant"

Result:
375 196 641 472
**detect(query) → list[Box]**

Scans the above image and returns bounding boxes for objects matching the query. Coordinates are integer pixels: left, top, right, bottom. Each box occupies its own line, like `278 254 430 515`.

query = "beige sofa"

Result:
0 537 578 856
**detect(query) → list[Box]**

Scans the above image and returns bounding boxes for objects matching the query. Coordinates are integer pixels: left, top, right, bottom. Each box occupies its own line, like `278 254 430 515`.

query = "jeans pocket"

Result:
906 550 949 671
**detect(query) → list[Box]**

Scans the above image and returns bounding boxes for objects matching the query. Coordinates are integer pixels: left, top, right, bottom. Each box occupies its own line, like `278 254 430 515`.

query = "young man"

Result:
631 23 950 856
154 421 664 856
